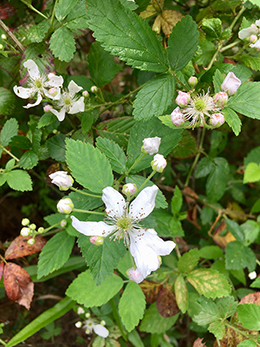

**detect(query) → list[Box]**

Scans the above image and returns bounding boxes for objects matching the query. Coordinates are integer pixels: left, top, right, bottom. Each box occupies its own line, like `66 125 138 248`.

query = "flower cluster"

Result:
13 59 85 121
20 218 44 244
71 185 175 283
75 308 109 338
238 20 260 49
171 72 241 128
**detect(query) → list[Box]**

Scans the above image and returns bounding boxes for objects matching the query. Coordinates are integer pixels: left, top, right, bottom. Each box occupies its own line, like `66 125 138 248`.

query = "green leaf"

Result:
9 135 31 149
24 43 53 74
86 0 169 72
96 137 127 174
168 15 199 71
171 186 182 215
127 117 182 172
244 146 260 166
118 281 146 332
195 157 214 178
5 297 75 347
88 42 119 87
178 249 200 273
6 170 32 191
237 341 257 347
223 107 242 136
47 134 66 162
206 157 229 201
66 0 89 30
27 21 50 43
250 277 260 288
66 139 113 193
139 303 179 334
240 56 260 71
244 162 260 183
225 241 256 271
237 304 260 330
77 234 126 285
227 82 260 120
0 173 7 187
194 298 219 325
0 88 16 116
38 113 58 128
199 246 223 259
133 74 175 120
66 270 123 307
19 150 39 170
213 69 225 93
187 268 231 298
225 219 245 243
37 231 75 279
128 329 145 347
5 159 15 172
171 130 198 159
55 0 79 21
174 275 188 313
201 18 222 40
0 118 18 146
49 27 76 62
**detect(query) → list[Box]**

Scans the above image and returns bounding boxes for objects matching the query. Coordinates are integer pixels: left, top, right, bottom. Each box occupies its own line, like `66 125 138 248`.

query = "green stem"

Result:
43 221 63 233
50 0 58 26
174 241 181 259
207 42 222 70
70 187 102 198
220 40 240 53
0 338 6 346
225 321 260 344
109 298 127 341
73 209 104 215
131 170 156 199
170 71 189 91
0 145 20 162
21 0 49 19
229 5 245 31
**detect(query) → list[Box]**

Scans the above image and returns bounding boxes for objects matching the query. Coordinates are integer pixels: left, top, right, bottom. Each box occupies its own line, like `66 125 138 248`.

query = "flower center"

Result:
34 79 43 89
194 98 206 111
116 216 132 232
64 97 71 105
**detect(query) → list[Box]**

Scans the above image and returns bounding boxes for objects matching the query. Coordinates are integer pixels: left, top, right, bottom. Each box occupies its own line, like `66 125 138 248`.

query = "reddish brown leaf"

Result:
193 338 207 347
139 280 162 304
0 3 17 19
239 292 260 305
0 262 4 280
212 221 236 249
3 262 34 310
5 235 47 260
156 284 179 318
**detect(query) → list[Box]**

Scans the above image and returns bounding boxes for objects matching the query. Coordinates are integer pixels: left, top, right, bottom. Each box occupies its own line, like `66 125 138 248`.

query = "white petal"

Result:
127 267 145 283
102 187 126 219
23 59 41 80
50 107 66 121
129 185 158 221
141 229 175 255
43 87 61 100
250 39 260 48
23 92 42 109
13 86 34 99
93 324 109 338
238 26 258 39
255 20 260 27
68 80 83 97
46 74 64 87
68 97 85 114
71 215 116 237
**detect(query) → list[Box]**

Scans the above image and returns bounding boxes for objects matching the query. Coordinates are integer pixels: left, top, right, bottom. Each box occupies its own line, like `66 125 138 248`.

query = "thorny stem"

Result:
109 298 127 341
70 187 102 198
0 19 25 52
0 145 20 162
73 209 104 215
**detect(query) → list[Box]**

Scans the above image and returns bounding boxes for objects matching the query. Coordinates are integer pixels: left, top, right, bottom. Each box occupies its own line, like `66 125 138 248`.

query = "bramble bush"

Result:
1 0 260 346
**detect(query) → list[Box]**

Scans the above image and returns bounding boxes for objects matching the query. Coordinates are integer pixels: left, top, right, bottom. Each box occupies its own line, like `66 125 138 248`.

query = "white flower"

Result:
127 267 145 283
151 154 167 173
50 80 85 121
238 23 258 39
83 319 109 338
71 186 175 281
248 271 257 280
142 137 161 155
57 198 74 214
77 307 85 315
221 72 241 96
49 171 74 191
13 59 63 109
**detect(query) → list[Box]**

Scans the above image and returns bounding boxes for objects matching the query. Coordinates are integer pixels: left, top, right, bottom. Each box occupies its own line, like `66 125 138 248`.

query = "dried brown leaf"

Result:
5 234 47 259
161 10 183 36
156 284 179 318
239 292 260 305
212 221 236 249
193 338 207 347
139 280 162 304
0 261 4 280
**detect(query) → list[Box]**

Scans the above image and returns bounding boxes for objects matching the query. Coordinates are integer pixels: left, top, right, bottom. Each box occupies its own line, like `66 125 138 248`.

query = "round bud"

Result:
122 183 137 196
57 198 74 214
91 86 98 93
38 227 45 233
75 321 82 328
27 238 35 245
82 90 89 98
85 313 91 318
188 76 198 88
30 223 36 230
43 104 53 113
21 227 31 237
22 218 30 226
1 34 7 40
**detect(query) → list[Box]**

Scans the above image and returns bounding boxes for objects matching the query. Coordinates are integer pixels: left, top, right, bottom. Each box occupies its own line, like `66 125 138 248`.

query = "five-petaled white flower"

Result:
50 80 85 121
13 59 63 109
71 186 175 282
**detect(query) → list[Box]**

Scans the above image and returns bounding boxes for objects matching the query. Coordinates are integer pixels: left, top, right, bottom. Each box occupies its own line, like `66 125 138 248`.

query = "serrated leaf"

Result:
225 241 256 271
6 170 32 191
133 74 175 120
86 0 169 72
0 88 16 116
174 275 188 313
237 341 257 347
49 27 76 62
0 118 18 146
206 157 229 201
201 18 222 40
24 43 53 75
118 281 146 332
38 113 57 128
223 107 241 136
171 186 182 215
227 82 260 120
88 42 119 87
199 246 222 259
96 137 127 174
178 249 200 273
37 231 75 279
55 0 79 21
244 162 260 183
47 134 66 162
66 0 89 29
66 139 113 193
194 298 219 325
225 219 245 243
171 130 198 159
127 117 182 172
187 268 231 298
77 234 126 285
167 15 199 71
27 21 50 43
66 269 123 307
240 56 260 71
19 150 39 170
195 157 214 178
237 304 260 330
9 135 31 149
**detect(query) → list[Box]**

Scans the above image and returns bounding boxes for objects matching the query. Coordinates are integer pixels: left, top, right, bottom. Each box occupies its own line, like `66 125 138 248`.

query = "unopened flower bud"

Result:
248 271 257 280
85 312 91 318
22 218 30 226
21 227 31 237
214 92 228 107
85 329 91 335
49 87 58 97
0 44 3 50
250 34 258 43
49 171 74 191
122 183 137 196
188 76 198 88
60 220 67 227
75 321 82 328
43 104 53 113
142 136 161 155
210 113 225 126
100 320 106 326
82 90 89 98
221 72 241 95
151 154 167 173
57 198 74 214
127 267 144 283
91 86 98 93
27 238 35 245
90 235 104 246
30 223 36 230
176 91 190 107
38 227 44 233
1 34 7 40
77 307 85 315
171 107 185 126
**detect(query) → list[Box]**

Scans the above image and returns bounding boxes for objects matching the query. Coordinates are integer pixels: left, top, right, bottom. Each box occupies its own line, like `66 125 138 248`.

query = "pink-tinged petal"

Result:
129 185 158 221
23 59 41 80
50 107 66 121
127 267 145 283
47 74 64 87
71 216 116 237
68 97 85 114
68 80 83 97
102 187 126 219
43 87 61 100
93 324 109 338
23 92 42 109
13 86 33 99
